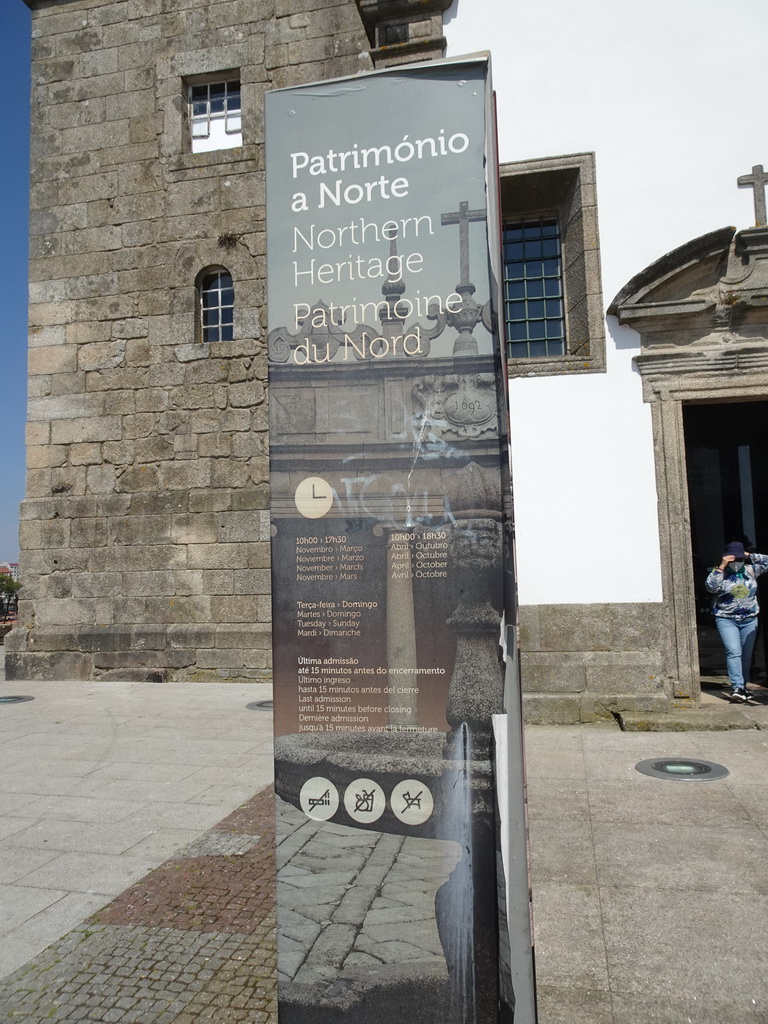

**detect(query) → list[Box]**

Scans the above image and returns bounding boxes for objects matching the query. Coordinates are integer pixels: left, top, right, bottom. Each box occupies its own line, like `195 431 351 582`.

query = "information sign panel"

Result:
266 55 533 1024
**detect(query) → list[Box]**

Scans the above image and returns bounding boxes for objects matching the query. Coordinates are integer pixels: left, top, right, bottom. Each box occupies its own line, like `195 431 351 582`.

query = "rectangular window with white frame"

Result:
188 78 242 153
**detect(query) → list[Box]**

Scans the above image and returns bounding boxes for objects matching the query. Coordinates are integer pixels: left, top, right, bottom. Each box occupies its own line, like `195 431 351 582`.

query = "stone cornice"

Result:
612 224 768 389
615 299 713 333
355 0 452 65
608 226 736 317
356 0 454 39
636 343 768 380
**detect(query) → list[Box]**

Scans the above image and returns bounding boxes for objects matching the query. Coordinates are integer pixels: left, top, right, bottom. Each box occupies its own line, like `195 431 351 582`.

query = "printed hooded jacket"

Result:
705 552 768 621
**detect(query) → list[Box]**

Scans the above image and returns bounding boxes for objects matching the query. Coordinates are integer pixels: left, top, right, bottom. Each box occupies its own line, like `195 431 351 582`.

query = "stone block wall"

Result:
519 602 669 723
8 0 372 681
11 0 674 718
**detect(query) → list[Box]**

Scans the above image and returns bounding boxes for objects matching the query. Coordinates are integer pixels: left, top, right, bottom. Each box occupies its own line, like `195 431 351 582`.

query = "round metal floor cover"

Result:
0 695 34 705
246 700 273 711
635 757 729 781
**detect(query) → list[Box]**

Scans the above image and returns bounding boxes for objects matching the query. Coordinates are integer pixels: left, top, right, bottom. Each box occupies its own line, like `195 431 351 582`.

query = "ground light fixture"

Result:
246 700 273 710
0 695 34 704
635 757 729 781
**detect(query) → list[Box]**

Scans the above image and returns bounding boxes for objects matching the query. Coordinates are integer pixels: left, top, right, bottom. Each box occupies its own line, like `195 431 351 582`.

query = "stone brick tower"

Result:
9 0 451 681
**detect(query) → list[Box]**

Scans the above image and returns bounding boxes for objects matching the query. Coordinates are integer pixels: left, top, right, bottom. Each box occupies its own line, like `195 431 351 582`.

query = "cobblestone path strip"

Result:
93 788 275 935
0 788 278 1023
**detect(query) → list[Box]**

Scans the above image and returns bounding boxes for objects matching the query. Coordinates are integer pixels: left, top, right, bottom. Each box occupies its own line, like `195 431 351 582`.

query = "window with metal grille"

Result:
189 79 242 153
503 217 565 358
200 271 234 342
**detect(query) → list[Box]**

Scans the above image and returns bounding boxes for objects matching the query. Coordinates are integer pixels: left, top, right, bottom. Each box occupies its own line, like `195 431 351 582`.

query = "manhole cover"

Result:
0 695 35 705
635 758 729 781
247 700 273 711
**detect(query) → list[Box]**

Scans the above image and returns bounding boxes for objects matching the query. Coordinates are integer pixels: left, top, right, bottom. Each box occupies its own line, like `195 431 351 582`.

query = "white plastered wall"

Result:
507 322 661 604
444 0 768 606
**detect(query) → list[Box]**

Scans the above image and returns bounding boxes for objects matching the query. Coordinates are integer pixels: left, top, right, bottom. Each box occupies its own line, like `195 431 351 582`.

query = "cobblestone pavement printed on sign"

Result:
0 787 278 1024
276 795 458 992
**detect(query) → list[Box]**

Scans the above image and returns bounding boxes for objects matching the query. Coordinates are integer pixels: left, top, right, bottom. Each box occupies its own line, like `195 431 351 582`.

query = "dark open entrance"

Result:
684 400 768 689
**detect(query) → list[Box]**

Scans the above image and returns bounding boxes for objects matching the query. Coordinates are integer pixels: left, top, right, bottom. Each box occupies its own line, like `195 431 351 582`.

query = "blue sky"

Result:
1 3 30 562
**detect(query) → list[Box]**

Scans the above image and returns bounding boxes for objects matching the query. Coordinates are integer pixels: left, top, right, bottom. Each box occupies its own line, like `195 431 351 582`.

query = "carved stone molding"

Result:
412 373 498 440
445 518 504 760
611 226 768 400
636 344 768 387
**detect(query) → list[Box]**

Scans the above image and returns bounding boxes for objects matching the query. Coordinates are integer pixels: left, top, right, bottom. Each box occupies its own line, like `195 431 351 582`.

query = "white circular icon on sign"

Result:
294 476 334 519
344 778 386 824
391 779 434 826
299 776 339 821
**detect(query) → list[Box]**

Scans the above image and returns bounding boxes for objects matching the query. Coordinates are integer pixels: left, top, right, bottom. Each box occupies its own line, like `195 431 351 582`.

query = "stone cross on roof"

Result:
737 164 768 227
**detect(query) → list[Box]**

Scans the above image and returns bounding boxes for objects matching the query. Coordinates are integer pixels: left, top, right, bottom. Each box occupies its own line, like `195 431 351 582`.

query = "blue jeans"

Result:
715 616 759 689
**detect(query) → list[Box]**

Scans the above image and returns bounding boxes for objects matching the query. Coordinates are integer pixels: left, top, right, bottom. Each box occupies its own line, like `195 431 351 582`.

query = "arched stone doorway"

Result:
610 224 768 703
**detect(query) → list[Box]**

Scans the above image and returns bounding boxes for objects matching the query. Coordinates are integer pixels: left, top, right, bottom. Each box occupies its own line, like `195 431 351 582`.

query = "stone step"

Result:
618 707 762 731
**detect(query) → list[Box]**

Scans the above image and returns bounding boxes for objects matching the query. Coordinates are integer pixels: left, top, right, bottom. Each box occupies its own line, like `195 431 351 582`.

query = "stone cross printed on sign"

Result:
737 164 768 227
441 200 487 289
439 199 491 356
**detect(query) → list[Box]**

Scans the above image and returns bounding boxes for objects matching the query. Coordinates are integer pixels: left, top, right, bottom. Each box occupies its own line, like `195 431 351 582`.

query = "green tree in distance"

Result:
0 577 20 621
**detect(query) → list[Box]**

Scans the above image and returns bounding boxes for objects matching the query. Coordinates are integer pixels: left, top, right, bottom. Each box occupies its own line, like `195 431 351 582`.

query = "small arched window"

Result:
199 268 234 342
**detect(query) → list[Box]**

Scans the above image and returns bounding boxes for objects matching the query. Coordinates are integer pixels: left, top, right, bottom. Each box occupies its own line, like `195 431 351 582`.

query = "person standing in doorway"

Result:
705 542 768 703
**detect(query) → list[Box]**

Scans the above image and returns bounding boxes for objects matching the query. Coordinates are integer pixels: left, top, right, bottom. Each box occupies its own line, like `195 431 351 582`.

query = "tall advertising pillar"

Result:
266 56 535 1024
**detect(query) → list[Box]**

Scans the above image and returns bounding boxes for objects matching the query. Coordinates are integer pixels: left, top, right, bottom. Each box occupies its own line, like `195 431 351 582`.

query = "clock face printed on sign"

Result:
294 476 334 519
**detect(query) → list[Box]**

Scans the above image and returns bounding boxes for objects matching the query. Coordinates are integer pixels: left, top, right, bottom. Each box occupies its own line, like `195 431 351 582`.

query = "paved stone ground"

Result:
0 674 275 979
0 788 278 1024
2 662 768 1024
526 725 768 1024
0 784 459 1024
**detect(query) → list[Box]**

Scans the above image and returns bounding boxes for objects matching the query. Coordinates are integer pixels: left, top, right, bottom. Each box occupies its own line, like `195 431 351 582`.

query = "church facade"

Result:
11 0 768 722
